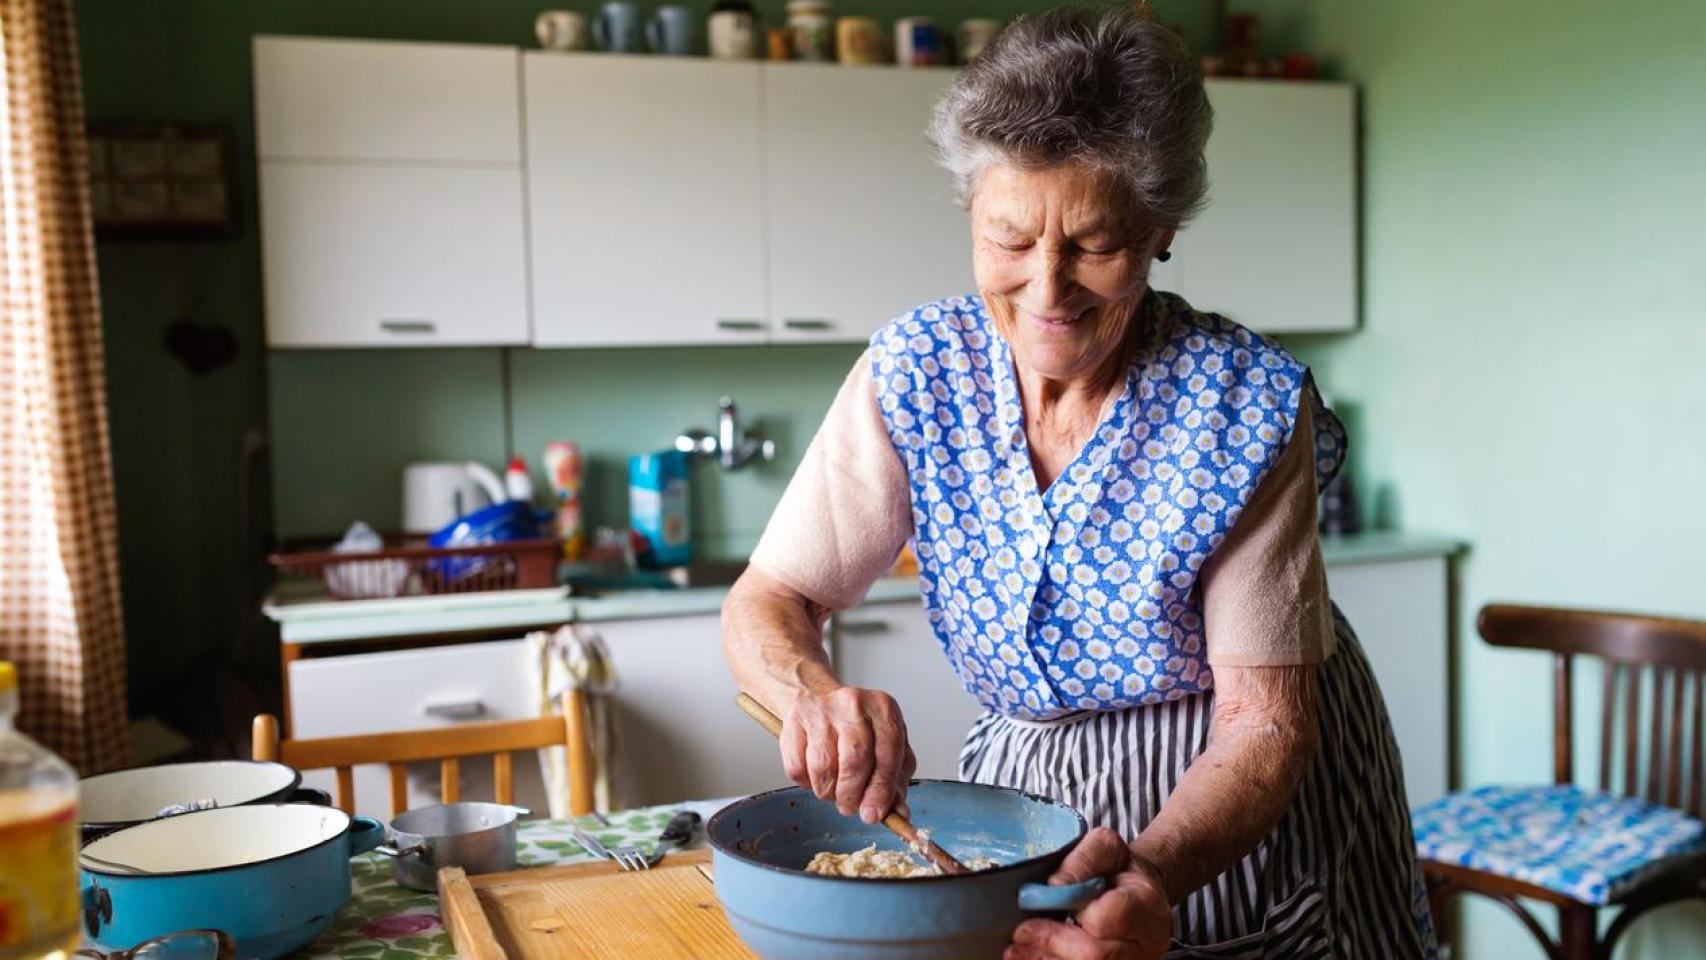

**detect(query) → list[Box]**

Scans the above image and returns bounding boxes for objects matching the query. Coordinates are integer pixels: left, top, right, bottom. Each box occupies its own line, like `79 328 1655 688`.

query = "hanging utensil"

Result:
735 692 969 875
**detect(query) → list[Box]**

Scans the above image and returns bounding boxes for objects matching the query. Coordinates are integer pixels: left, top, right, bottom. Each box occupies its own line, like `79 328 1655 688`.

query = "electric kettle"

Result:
400 462 507 535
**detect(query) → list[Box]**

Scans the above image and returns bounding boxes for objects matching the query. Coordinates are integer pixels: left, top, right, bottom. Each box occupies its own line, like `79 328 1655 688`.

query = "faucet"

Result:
675 396 777 471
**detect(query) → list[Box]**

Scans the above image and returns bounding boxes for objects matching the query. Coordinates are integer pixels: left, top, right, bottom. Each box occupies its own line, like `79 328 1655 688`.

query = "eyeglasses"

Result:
75 930 235 960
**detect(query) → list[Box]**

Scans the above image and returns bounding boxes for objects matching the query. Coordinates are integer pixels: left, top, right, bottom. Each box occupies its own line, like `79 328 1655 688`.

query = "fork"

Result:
608 841 653 871
570 827 649 871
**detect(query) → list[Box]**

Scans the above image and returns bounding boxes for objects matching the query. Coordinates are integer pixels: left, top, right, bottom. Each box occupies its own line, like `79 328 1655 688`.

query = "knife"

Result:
569 827 617 863
645 809 702 865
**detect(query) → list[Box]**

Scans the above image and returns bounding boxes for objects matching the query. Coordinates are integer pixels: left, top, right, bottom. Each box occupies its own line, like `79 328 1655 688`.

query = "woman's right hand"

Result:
780 684 917 824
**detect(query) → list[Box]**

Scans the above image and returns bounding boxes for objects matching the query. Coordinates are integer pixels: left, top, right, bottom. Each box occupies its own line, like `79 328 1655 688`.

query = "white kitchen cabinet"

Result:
254 36 521 164
284 612 788 815
252 39 1358 348
593 613 790 806
259 163 529 346
1168 80 1357 333
1326 553 1451 806
832 598 984 781
253 37 529 347
289 638 549 820
763 65 974 343
525 55 770 347
589 601 980 804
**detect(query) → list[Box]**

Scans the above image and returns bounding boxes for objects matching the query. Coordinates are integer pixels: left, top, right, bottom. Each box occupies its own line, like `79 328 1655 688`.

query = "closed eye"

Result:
1074 236 1125 256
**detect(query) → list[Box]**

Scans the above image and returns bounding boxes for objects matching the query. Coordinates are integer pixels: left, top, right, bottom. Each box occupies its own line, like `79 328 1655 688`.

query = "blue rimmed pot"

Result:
79 803 384 960
707 779 1106 959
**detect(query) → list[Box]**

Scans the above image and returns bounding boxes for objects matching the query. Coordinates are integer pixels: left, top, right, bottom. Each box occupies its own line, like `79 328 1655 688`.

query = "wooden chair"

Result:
1420 604 1706 960
252 690 596 818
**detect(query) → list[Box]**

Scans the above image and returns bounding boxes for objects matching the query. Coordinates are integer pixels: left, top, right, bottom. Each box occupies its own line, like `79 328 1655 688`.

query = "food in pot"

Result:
805 834 998 878
807 844 934 878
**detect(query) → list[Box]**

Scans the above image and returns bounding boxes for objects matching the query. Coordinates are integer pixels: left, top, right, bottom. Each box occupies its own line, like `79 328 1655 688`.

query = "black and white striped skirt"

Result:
958 608 1439 959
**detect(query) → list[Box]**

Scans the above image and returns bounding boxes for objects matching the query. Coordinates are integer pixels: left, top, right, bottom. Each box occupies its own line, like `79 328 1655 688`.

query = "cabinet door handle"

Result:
380 318 437 334
423 699 486 721
783 318 834 332
715 318 765 332
838 619 891 636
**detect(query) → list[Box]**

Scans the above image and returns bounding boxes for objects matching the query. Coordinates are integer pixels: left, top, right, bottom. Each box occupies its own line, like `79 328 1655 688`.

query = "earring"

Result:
1156 250 1172 262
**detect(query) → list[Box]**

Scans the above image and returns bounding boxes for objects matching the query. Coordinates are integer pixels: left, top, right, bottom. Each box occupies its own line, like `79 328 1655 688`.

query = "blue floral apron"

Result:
870 290 1345 721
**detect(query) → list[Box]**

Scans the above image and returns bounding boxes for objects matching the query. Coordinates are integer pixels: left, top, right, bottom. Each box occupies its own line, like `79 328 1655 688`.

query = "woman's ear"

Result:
1152 226 1177 259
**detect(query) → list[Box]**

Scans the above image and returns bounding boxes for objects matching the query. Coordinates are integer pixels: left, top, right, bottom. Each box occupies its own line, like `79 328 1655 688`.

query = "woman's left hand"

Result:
1004 827 1173 960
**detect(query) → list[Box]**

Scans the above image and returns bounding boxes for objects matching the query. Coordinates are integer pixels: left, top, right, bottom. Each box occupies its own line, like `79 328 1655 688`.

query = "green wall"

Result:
1250 0 1706 956
268 342 866 556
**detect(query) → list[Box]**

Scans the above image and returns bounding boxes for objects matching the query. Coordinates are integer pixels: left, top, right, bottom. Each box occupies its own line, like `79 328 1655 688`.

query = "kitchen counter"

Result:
263 572 923 645
263 530 1464 646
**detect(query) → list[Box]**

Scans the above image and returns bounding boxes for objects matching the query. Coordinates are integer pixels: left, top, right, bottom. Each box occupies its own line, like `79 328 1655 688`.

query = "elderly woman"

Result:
722 6 1436 958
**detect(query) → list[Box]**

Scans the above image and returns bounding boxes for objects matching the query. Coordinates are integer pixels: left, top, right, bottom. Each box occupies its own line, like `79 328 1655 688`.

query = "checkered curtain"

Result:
0 0 128 773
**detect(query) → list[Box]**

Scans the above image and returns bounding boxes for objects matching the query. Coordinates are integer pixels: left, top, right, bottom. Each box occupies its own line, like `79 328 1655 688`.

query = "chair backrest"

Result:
252 689 595 817
1479 604 1706 816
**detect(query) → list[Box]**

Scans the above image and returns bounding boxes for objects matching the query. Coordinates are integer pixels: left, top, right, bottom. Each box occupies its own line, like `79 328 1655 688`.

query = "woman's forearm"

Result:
1128 665 1318 903
722 567 917 820
721 567 842 714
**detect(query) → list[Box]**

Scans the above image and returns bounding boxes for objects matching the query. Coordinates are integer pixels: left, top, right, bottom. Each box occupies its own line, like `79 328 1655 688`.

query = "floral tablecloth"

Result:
302 800 728 960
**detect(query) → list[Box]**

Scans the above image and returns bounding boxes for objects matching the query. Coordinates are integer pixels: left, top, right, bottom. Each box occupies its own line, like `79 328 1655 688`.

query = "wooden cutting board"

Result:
438 850 757 960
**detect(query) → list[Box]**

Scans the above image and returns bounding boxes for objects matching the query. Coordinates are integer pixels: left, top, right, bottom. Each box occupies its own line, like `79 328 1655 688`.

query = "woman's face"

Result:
971 162 1173 384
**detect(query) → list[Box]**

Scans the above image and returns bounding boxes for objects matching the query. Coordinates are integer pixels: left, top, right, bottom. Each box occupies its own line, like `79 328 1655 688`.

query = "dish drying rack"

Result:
268 537 560 601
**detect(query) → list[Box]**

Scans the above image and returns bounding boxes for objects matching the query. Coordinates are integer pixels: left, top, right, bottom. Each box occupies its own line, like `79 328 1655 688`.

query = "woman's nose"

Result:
1029 250 1075 307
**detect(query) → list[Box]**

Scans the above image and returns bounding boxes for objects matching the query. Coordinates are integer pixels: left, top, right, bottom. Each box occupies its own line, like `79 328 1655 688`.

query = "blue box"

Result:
629 450 692 568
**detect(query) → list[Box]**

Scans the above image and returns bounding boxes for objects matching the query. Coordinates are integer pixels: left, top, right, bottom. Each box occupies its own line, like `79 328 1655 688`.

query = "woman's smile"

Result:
1024 307 1093 331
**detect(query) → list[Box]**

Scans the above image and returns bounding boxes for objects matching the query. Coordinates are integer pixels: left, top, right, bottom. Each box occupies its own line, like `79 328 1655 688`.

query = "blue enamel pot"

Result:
707 780 1106 959
78 803 385 960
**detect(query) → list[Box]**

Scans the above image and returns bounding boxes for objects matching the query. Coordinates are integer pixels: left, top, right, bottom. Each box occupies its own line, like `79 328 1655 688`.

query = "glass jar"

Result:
785 0 834 61
0 662 81 960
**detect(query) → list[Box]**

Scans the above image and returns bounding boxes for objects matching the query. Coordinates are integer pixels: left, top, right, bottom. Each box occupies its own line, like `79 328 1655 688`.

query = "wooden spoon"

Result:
736 692 969 875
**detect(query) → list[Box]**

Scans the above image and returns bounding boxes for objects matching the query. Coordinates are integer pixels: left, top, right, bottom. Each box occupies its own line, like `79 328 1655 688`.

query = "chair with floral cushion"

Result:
1413 604 1706 960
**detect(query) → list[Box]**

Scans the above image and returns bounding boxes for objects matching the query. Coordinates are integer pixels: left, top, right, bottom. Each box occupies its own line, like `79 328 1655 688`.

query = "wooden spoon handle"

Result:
880 811 969 876
734 692 969 876
736 691 785 737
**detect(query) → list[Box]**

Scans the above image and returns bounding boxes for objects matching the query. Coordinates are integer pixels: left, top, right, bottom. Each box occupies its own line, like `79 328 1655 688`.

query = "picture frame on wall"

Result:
88 124 236 240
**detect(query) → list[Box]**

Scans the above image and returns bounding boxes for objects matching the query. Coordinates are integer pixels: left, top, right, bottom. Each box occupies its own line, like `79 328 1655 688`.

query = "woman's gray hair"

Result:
929 5 1212 227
